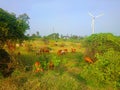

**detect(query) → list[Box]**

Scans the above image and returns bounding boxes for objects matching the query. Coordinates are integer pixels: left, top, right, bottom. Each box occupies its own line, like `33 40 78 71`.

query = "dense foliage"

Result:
81 33 120 89
0 8 30 77
83 33 120 61
0 8 29 48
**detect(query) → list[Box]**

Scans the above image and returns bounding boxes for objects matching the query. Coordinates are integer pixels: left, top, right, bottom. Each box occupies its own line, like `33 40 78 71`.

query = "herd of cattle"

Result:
33 60 55 73
36 47 93 62
5 41 93 64
3 41 94 73
35 47 93 64
35 45 77 56
33 46 93 72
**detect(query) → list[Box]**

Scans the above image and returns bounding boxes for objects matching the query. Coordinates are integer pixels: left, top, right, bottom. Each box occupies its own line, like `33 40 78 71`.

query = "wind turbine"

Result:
89 12 104 34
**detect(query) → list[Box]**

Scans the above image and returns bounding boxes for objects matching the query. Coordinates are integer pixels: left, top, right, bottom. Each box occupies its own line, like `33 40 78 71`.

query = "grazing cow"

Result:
36 47 50 55
64 49 68 53
57 50 62 55
43 49 49 53
84 56 93 63
57 49 65 55
71 48 76 53
49 61 54 70
34 61 43 72
35 61 40 67
39 48 44 53
36 48 44 55
8 44 16 53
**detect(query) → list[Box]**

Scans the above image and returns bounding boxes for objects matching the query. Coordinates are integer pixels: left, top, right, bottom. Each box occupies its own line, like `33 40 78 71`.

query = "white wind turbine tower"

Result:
89 12 104 34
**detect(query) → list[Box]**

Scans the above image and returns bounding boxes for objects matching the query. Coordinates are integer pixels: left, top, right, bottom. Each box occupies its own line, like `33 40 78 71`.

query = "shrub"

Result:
0 49 14 77
83 33 120 61
38 54 50 70
81 49 120 89
51 55 61 67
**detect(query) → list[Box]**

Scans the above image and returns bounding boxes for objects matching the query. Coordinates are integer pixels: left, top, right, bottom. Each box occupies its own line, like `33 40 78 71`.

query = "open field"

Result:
0 4 120 90
0 34 120 90
0 38 87 90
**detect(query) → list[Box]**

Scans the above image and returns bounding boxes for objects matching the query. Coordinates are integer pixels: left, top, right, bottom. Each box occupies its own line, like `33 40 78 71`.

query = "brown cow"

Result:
37 47 50 55
48 61 54 70
43 49 49 53
57 50 62 55
64 49 68 53
39 48 44 53
71 48 76 53
35 61 40 67
84 56 93 63
34 61 43 72
57 49 65 55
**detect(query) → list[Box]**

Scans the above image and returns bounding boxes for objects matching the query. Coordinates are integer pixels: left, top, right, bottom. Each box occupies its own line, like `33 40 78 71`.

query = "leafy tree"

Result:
36 31 39 36
0 8 30 48
46 33 59 40
16 13 30 41
70 35 78 39
0 8 30 77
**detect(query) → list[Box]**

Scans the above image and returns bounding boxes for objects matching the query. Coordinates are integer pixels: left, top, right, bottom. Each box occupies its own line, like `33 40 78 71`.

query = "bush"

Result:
38 54 50 70
83 33 120 61
0 49 14 77
81 49 120 89
81 33 120 89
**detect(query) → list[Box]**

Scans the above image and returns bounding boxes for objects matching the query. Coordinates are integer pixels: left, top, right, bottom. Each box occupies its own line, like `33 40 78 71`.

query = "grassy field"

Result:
0 38 118 90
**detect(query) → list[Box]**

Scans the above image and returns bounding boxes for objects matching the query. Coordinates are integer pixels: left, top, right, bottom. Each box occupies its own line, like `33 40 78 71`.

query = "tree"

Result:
36 31 39 36
0 8 30 77
47 33 59 40
0 8 30 48
16 13 30 41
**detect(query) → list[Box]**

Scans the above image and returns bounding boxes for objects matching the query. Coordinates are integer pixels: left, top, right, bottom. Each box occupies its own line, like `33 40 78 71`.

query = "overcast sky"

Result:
0 0 120 36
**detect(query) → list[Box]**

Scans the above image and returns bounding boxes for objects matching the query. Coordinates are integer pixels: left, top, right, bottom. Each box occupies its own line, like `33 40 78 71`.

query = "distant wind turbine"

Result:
89 12 104 34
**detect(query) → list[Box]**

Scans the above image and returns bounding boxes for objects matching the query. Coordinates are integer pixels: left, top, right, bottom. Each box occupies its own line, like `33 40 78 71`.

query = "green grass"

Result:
0 39 118 90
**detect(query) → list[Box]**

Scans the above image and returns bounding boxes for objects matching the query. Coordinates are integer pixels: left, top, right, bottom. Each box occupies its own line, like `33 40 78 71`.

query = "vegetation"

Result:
0 8 29 48
81 33 120 89
0 8 120 90
83 33 120 61
0 8 29 77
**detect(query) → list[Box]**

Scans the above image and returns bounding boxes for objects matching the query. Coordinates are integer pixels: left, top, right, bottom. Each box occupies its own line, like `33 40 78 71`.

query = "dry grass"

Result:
0 39 116 90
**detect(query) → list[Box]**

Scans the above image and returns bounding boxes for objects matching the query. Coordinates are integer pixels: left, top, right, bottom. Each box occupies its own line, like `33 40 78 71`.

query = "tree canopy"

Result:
0 8 30 48
46 33 59 39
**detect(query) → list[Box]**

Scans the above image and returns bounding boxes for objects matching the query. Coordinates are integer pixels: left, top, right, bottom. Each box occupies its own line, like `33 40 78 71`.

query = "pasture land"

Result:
0 38 119 90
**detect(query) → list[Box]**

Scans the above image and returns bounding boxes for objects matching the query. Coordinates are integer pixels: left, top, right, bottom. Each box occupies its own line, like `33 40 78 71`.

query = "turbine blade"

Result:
96 13 104 18
88 12 94 17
